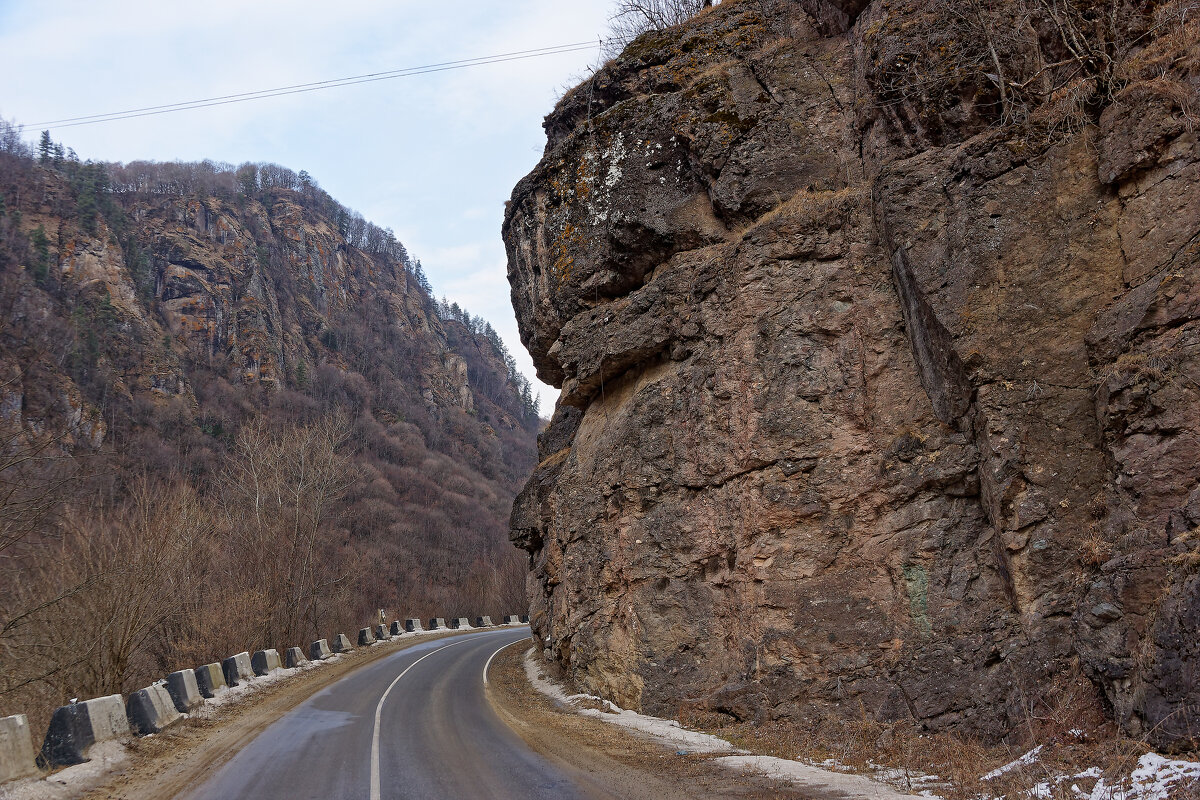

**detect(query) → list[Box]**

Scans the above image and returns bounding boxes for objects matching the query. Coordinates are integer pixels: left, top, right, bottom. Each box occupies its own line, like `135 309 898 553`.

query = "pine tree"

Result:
38 131 52 165
413 260 432 295
30 225 51 286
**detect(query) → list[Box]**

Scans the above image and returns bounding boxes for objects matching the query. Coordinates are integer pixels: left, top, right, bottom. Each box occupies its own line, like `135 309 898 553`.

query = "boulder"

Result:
41 695 130 766
309 639 333 661
390 620 404 636
165 669 203 713
285 647 308 668
358 628 375 646
0 714 38 784
428 618 446 630
405 619 423 632
251 649 281 676
194 663 227 698
127 683 183 735
476 616 494 627
222 652 254 687
332 633 353 653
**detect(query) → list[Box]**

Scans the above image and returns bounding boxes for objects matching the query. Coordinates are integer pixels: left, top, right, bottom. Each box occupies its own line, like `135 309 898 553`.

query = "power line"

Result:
29 42 600 131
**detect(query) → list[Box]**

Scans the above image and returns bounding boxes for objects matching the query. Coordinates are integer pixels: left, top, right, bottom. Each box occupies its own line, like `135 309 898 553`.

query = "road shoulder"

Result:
486 640 815 800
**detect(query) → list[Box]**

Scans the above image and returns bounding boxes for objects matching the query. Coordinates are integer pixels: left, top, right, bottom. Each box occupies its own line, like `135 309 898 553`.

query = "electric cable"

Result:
29 41 601 130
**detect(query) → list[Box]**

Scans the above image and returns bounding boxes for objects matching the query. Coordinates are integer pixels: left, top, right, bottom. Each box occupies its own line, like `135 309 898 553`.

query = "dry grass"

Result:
675 671 1197 800
1096 351 1174 386
739 186 867 239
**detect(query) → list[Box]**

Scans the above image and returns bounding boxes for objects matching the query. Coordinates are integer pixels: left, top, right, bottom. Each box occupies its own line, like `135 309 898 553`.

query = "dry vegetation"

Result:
0 127 539 735
681 670 1198 798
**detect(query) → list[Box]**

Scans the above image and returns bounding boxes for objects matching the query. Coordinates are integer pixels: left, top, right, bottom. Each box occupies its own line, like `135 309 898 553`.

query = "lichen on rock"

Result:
504 0 1200 748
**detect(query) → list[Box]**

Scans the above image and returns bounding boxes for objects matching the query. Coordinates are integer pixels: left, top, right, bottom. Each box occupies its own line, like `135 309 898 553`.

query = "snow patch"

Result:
0 741 127 800
983 744 1043 780
524 651 927 798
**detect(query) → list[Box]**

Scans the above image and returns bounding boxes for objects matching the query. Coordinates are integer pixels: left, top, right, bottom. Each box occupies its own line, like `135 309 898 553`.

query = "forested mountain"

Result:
0 122 539 730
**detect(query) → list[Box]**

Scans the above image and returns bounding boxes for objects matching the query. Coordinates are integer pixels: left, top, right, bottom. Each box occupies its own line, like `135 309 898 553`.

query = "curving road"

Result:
179 627 587 800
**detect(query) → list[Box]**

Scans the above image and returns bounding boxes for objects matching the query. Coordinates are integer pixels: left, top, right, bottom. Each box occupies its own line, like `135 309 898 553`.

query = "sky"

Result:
0 0 618 410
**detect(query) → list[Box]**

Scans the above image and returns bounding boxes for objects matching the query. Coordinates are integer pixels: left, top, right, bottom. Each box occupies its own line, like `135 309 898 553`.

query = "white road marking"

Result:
482 638 524 686
370 638 472 800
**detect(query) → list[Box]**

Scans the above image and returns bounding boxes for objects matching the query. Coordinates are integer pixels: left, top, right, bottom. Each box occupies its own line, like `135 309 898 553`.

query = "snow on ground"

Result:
983 745 1044 780
524 651 927 799
524 651 1200 800
0 741 127 800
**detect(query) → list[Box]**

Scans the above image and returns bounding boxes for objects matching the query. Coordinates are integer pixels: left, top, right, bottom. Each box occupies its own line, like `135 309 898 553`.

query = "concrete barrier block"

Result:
251 649 281 676
520 614 529 623
127 684 182 735
452 617 472 629
222 652 254 687
194 663 227 698
503 615 521 625
41 695 130 766
428 618 446 630
375 624 389 641
309 639 332 661
165 670 203 713
389 620 403 636
358 628 375 646
405 618 423 632
284 647 308 668
332 633 353 653
0 714 38 784
476 616 494 627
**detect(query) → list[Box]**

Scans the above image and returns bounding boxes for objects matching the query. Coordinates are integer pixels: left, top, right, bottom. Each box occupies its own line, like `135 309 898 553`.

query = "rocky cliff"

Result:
504 0 1200 748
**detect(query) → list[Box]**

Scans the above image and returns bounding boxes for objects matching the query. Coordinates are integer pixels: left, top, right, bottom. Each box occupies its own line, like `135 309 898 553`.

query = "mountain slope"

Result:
0 137 538 727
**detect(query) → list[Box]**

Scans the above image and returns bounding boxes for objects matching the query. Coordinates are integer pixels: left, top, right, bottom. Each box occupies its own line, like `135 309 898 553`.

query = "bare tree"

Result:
606 0 715 55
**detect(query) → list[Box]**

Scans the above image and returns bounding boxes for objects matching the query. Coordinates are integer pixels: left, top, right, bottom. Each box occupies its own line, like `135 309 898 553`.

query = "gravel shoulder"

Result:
485 640 814 800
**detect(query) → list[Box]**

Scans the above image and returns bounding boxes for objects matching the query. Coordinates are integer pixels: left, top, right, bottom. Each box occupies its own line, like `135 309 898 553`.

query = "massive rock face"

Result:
504 0 1200 747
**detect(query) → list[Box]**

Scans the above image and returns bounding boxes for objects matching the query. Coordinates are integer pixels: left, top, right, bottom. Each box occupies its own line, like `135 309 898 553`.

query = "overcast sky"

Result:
0 0 617 409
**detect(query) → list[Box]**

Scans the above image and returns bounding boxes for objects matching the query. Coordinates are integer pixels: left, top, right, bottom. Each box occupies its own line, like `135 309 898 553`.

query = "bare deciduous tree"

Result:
606 0 715 55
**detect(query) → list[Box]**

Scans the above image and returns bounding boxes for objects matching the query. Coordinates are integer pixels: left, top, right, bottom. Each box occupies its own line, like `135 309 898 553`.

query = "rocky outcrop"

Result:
505 0 1200 747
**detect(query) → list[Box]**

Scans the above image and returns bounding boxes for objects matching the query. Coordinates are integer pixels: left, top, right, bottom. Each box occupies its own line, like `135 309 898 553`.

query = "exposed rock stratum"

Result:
504 0 1200 747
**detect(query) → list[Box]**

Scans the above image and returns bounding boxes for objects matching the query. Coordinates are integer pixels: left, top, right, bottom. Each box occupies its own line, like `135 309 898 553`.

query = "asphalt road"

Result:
180 626 586 800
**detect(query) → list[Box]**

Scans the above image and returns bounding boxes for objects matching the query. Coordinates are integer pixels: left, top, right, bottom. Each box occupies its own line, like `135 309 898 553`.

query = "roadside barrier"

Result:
251 649 282 676
194 663 227 698
166 670 204 713
3 610 525 784
127 684 183 735
285 647 308 668
0 714 37 783
41 695 129 767
222 652 255 687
